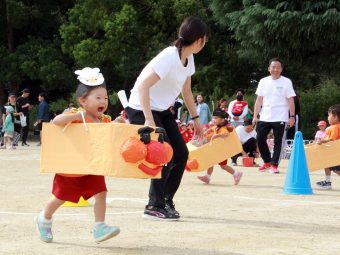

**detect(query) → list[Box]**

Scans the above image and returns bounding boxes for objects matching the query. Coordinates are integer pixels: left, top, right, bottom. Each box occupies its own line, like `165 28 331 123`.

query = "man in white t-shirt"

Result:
231 119 258 166
253 58 296 173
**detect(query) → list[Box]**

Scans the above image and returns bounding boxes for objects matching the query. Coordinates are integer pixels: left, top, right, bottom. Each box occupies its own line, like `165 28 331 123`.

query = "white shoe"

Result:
233 172 243 185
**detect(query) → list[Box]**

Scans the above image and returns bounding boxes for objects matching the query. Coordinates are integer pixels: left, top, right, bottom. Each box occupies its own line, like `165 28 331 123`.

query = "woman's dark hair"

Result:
235 88 245 95
328 104 340 120
217 98 227 109
173 16 209 49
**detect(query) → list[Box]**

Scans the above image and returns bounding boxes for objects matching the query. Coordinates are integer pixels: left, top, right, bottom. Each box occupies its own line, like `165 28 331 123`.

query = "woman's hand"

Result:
144 119 156 127
193 119 203 138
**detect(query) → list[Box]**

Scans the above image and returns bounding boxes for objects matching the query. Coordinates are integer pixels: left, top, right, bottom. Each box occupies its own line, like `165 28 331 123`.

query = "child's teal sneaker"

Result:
34 214 53 243
93 223 120 242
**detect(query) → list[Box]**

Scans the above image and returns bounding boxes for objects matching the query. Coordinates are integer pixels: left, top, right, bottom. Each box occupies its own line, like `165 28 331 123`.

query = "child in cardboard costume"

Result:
35 67 120 243
197 108 243 185
315 104 340 190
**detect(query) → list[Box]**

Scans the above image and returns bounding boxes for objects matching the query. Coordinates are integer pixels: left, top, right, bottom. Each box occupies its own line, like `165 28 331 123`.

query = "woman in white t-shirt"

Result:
126 16 208 221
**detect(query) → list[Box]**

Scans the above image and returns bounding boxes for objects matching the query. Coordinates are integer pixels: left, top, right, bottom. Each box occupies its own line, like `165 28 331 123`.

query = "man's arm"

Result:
288 97 295 127
253 96 263 123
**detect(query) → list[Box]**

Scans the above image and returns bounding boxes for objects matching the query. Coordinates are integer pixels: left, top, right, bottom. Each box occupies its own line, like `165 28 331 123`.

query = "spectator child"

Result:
314 120 327 143
180 123 193 143
1 106 15 149
197 108 243 185
34 67 120 243
315 104 340 190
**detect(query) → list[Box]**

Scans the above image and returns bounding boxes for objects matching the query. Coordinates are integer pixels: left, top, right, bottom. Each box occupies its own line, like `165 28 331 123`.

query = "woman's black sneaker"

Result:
165 201 180 217
142 206 179 221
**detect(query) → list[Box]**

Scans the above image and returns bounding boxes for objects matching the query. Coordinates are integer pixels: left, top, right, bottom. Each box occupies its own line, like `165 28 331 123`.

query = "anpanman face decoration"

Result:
185 159 199 171
120 127 173 176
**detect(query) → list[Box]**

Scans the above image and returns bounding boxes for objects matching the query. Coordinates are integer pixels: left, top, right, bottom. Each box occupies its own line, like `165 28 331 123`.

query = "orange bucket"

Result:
242 157 254 167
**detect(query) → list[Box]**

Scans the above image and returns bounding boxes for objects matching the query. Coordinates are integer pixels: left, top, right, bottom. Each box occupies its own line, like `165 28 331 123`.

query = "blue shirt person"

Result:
195 94 211 125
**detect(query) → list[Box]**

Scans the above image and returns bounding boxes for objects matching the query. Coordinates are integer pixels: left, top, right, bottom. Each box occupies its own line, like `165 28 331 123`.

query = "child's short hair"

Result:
213 108 227 119
75 83 106 99
328 104 340 120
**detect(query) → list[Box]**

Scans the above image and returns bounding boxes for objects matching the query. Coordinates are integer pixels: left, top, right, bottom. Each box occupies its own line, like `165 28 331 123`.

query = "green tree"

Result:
0 0 74 103
210 0 340 88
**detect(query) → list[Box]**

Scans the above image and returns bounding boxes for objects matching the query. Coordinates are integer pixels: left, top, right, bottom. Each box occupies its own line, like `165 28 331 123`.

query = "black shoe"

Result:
165 200 180 217
22 142 30 146
142 206 179 221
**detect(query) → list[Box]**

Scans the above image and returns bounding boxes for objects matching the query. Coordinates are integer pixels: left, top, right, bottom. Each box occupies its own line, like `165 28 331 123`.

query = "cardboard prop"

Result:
40 123 173 178
305 139 340 171
185 126 242 172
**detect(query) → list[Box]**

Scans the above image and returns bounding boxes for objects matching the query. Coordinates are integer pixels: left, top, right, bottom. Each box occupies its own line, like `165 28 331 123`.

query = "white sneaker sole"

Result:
142 214 179 221
315 186 332 190
94 228 120 243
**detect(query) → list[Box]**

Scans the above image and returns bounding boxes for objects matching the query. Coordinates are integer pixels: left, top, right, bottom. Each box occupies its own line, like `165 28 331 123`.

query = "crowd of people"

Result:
0 89 50 148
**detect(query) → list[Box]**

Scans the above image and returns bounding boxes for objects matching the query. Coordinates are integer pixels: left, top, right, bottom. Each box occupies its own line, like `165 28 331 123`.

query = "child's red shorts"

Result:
218 159 228 166
52 174 107 203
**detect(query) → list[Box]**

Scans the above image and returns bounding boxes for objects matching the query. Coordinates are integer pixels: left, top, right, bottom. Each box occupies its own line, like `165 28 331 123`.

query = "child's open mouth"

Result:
97 107 105 112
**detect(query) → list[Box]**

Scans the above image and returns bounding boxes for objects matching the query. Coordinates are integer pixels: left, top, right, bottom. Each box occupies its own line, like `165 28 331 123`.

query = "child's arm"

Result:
317 137 332 144
211 132 229 140
53 111 83 126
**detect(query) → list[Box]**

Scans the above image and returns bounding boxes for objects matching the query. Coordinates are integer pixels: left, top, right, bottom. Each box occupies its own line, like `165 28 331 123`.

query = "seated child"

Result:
316 105 340 190
197 108 243 185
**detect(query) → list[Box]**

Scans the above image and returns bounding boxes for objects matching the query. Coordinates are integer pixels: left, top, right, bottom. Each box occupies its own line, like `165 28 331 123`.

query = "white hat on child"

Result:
74 67 104 86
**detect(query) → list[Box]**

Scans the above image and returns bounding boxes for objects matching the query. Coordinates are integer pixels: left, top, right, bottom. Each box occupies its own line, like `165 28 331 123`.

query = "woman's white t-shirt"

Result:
255 75 296 122
129 46 195 111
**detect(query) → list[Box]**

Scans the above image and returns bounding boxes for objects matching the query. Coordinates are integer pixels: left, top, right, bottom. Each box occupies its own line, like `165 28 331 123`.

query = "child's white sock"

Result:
325 176 331 182
39 211 52 223
94 221 105 228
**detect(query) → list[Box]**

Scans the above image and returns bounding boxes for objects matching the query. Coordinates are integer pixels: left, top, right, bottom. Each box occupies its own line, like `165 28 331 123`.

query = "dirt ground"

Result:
1 142 340 255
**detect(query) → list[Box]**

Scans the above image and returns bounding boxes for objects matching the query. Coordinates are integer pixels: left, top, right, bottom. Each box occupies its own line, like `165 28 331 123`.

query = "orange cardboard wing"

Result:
305 140 340 171
40 123 164 178
186 127 242 172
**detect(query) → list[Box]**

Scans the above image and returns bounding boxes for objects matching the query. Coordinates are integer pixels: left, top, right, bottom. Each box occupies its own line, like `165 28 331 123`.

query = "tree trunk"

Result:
0 82 4 104
5 0 15 52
